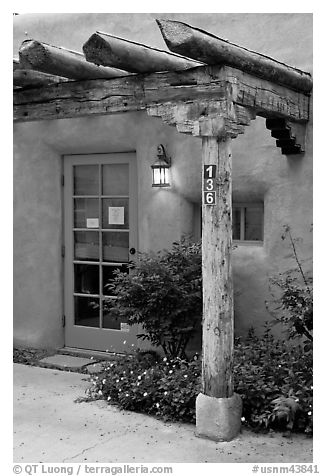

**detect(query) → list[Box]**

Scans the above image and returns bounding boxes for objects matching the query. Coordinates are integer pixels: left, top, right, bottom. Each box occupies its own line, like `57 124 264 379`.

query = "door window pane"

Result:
103 232 129 262
245 207 263 241
232 208 241 240
74 198 99 228
103 264 129 295
74 264 99 294
74 296 99 327
102 298 130 330
102 198 129 229
74 231 99 261
74 165 99 195
102 164 129 196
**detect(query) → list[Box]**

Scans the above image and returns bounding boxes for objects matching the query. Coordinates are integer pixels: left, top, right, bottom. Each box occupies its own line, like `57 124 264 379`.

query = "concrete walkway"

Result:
13 363 313 463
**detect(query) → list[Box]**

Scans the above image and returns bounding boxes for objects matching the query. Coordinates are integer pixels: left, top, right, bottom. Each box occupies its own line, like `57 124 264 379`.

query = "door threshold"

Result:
57 347 129 361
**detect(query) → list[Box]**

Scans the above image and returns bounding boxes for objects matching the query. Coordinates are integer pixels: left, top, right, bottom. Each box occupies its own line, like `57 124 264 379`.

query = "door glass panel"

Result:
103 264 129 295
74 296 99 327
102 198 129 229
103 232 129 262
74 198 99 228
74 264 99 294
102 299 121 330
74 231 99 261
232 208 241 240
245 207 263 241
102 164 129 196
102 298 130 331
74 165 99 195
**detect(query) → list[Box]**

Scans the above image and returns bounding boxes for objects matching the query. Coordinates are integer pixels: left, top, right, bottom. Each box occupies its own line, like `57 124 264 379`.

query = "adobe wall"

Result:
13 13 313 348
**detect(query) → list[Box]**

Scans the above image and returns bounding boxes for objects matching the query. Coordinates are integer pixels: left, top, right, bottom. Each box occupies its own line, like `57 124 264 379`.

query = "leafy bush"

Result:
267 225 313 344
84 352 201 423
83 330 312 434
107 238 202 358
234 327 312 434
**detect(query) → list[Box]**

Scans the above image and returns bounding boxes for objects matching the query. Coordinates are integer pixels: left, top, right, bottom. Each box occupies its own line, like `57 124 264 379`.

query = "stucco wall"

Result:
13 13 313 347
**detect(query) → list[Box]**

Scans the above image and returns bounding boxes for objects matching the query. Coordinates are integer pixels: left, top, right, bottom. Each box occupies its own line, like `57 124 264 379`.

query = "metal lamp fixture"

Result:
151 144 171 187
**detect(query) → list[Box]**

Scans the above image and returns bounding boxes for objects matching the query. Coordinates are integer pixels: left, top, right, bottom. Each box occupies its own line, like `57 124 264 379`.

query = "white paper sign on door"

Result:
120 323 130 332
108 207 124 225
86 218 99 228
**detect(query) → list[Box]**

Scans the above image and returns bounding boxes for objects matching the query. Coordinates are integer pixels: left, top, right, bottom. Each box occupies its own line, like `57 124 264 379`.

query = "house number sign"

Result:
203 165 217 205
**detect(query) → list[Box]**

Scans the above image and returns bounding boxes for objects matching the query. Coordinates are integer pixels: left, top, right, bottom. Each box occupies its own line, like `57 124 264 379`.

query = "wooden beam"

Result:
13 65 310 124
83 31 203 73
156 19 313 94
14 68 68 88
19 40 130 80
202 136 234 398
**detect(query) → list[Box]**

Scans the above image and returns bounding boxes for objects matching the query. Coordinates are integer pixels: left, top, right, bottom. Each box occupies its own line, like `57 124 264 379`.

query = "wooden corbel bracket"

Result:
265 118 306 155
147 100 256 139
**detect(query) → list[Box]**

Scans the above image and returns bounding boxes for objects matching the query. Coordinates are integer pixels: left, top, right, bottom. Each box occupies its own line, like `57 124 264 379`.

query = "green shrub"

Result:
85 352 201 423
107 238 202 358
234 327 312 434
267 225 313 345
83 331 312 434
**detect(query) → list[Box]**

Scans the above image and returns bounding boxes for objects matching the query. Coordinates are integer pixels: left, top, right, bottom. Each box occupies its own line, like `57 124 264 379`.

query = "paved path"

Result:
13 363 313 463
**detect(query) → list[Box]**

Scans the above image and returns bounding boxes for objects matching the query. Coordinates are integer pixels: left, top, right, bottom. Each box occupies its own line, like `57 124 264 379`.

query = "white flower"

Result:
130 371 133 374
98 390 103 395
163 357 167 362
164 391 168 395
143 392 148 397
308 411 312 416
241 417 246 422
119 389 121 392
184 375 188 378
156 403 160 408
169 370 173 374
311 386 313 390
143 371 147 375
125 393 129 397
123 340 127 344
116 379 119 383
138 376 142 380
278 365 282 368
107 396 111 401
102 379 106 384
295 399 299 402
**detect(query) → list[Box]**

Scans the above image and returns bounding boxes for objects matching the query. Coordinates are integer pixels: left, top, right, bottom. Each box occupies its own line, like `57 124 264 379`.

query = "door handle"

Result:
129 247 136 255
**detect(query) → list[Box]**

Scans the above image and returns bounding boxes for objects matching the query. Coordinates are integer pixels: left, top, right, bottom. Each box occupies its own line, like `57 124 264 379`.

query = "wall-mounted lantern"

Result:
151 144 171 187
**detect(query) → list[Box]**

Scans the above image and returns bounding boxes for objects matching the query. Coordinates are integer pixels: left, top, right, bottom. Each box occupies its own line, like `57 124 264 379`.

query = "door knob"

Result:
129 247 136 255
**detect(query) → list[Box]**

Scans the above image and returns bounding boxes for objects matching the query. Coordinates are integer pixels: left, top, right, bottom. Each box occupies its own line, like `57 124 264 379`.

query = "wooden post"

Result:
196 132 241 442
202 136 233 398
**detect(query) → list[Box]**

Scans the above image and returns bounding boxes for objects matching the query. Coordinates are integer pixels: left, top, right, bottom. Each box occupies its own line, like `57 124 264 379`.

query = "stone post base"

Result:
196 392 242 442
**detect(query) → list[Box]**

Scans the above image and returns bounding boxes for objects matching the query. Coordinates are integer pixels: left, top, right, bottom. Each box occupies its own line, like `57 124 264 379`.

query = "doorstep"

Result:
39 354 93 370
57 346 126 361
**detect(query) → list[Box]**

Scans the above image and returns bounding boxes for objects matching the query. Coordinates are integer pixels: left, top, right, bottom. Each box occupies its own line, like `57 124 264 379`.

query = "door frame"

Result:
63 152 138 353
